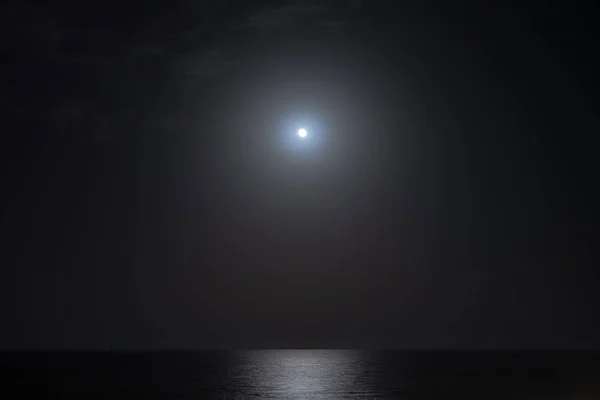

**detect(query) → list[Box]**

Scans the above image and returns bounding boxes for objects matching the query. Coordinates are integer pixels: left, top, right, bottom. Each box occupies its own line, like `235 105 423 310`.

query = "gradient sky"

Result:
1 1 598 349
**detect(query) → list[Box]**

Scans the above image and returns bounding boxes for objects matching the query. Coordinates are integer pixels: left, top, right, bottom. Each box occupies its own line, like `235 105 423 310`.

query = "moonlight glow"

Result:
298 128 307 138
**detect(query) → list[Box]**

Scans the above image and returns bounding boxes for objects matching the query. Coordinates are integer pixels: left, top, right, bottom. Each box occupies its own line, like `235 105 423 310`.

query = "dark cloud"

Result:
1 1 372 148
0 0 61 56
1 2 357 140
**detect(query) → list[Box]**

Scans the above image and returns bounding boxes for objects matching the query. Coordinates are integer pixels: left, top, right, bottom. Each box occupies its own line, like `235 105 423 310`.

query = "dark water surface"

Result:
1 351 599 399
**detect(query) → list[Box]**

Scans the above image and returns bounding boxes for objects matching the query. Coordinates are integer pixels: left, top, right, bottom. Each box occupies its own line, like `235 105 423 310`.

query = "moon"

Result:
298 128 307 138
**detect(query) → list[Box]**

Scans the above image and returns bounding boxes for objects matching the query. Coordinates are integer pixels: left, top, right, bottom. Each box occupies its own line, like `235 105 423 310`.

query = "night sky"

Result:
1 1 598 349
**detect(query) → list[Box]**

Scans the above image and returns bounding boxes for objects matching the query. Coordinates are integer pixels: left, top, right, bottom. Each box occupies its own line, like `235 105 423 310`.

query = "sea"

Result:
1 351 599 399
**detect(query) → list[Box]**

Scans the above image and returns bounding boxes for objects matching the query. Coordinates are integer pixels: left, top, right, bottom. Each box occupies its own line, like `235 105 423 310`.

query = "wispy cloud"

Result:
173 47 239 78
236 3 326 31
173 0 363 79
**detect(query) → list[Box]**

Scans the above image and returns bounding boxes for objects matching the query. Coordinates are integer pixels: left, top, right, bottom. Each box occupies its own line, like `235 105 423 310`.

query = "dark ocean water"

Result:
1 351 599 399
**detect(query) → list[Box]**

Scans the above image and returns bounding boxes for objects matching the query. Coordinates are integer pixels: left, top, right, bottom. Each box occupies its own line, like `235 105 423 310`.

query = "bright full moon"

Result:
298 128 307 138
